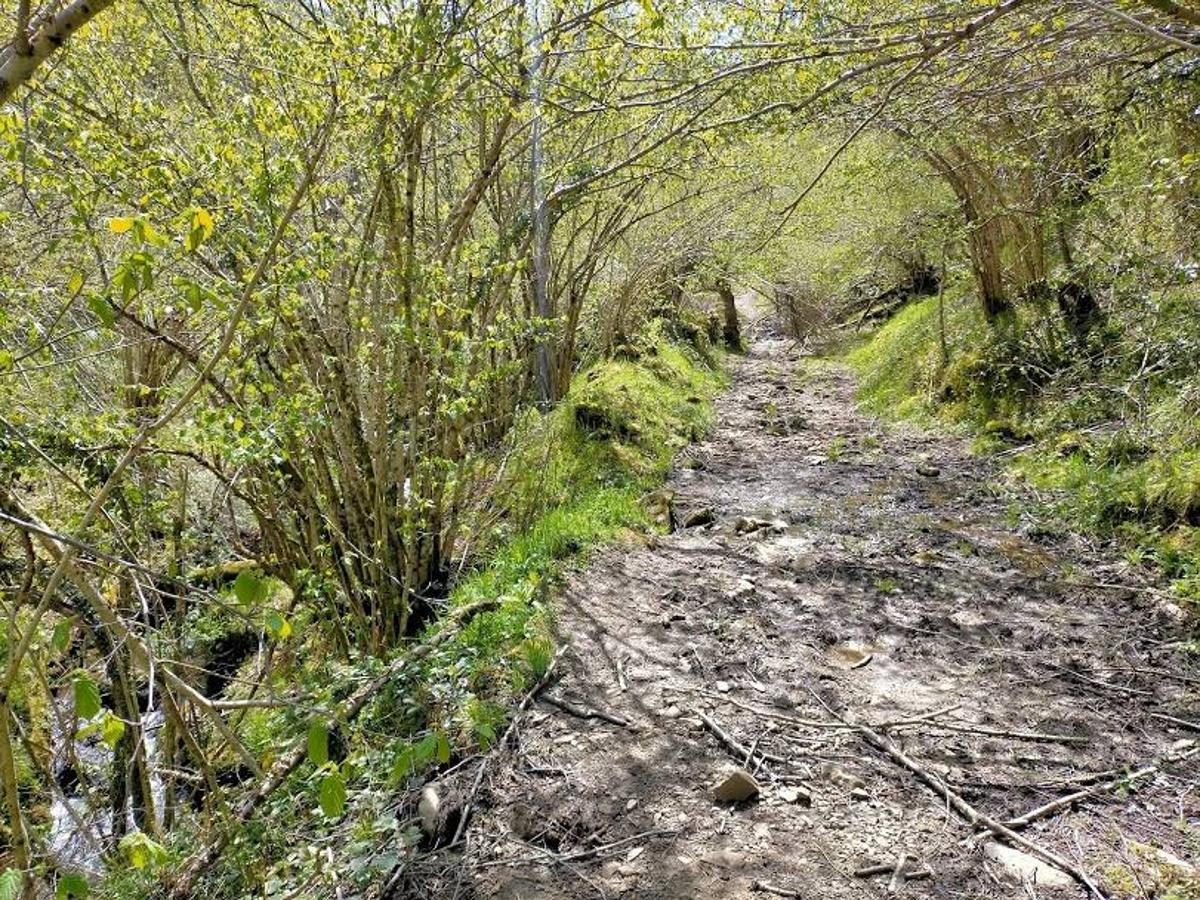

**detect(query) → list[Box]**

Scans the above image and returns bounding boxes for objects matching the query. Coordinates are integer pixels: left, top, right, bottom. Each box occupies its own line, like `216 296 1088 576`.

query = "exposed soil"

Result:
404 323 1200 899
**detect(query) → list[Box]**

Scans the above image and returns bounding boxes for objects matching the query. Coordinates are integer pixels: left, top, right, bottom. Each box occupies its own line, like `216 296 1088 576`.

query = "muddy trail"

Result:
405 330 1200 899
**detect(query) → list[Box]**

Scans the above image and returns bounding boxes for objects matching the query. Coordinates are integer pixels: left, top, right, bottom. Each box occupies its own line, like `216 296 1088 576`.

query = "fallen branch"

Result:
751 879 803 897
978 742 1200 838
540 693 629 728
693 707 789 765
854 722 1108 898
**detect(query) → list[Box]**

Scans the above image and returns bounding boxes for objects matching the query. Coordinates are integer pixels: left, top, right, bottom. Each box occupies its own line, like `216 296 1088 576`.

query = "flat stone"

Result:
683 506 716 528
916 462 941 477
713 768 761 803
983 843 1073 887
778 785 812 806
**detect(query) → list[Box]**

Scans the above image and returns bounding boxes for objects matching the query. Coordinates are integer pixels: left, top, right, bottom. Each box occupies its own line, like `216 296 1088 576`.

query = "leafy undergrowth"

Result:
844 282 1200 606
107 321 725 899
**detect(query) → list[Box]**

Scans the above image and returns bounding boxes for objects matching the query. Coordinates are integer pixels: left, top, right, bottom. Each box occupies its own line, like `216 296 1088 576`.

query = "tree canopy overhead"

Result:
0 0 1196 896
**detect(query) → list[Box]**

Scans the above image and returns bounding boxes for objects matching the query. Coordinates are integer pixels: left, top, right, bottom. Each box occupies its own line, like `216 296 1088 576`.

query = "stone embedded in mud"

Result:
915 462 941 477
778 785 812 806
983 843 1073 887
683 506 716 528
713 767 761 803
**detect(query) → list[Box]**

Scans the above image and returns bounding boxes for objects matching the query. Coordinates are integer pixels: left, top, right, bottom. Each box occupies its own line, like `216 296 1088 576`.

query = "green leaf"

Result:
265 612 292 640
119 832 168 870
52 619 73 653
232 570 268 607
307 723 329 766
87 294 115 329
0 869 22 900
435 731 451 765
72 671 101 720
101 712 126 749
56 872 89 899
318 769 346 818
389 745 416 783
0 350 12 373
108 216 135 234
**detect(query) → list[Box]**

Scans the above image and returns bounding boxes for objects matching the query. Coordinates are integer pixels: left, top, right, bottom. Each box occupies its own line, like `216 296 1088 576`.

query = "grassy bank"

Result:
114 321 726 899
844 284 1200 606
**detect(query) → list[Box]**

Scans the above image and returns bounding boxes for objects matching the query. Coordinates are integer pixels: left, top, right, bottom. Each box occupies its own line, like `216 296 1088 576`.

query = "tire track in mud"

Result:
407 335 1200 900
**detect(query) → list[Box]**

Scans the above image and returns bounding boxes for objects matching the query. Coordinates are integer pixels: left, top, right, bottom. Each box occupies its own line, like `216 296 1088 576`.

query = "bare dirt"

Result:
403 328 1200 899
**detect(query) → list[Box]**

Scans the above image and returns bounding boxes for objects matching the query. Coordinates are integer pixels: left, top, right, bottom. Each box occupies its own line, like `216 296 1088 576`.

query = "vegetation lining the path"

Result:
98 319 724 898
845 283 1200 605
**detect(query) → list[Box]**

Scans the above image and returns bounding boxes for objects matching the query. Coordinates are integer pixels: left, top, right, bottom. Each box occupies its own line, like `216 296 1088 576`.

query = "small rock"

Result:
915 462 941 478
983 843 1073 887
626 846 644 862
661 611 686 627
418 785 441 835
715 680 732 693
850 786 870 802
778 785 812 806
626 798 638 812
713 767 760 803
683 506 716 528
734 516 771 534
661 704 682 719
680 457 706 471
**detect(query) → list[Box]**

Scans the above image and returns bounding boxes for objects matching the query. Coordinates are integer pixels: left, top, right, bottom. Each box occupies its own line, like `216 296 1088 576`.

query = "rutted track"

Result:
404 333 1200 900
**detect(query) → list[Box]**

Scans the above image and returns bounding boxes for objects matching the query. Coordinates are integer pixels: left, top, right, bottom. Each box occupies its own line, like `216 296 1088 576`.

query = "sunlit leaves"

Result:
118 832 169 870
101 712 126 749
186 207 215 252
72 671 101 720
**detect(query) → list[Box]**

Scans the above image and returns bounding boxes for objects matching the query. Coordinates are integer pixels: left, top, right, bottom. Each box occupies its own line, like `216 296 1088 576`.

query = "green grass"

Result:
437 321 725 715
843 282 1200 606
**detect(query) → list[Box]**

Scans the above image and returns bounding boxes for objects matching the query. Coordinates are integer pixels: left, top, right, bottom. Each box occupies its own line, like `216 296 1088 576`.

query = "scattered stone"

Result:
680 457 706 471
715 680 732 693
820 763 866 790
682 506 716 528
983 843 1073 887
734 516 770 534
915 461 941 478
713 767 761 803
626 845 644 862
661 611 686 627
850 786 870 802
626 798 638 812
661 704 682 719
778 785 812 806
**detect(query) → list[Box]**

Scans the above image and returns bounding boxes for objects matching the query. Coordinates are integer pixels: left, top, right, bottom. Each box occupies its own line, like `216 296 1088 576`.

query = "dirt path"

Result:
409 334 1200 899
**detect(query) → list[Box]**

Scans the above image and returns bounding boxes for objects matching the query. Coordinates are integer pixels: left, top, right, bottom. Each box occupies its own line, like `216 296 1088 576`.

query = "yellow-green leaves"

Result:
101 712 126 749
265 612 292 640
186 207 215 252
109 216 135 234
118 832 169 870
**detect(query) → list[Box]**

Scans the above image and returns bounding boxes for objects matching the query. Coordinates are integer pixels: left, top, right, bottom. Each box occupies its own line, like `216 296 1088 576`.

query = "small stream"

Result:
48 697 167 876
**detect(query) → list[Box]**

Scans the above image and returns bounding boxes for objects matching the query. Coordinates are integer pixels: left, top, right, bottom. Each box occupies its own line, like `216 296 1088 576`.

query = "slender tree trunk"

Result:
716 278 741 350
